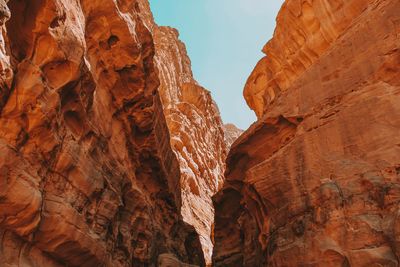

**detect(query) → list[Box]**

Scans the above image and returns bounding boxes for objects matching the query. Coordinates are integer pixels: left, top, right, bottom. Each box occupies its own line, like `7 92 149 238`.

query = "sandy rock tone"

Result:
0 0 211 266
153 25 227 265
223 123 243 149
213 0 400 266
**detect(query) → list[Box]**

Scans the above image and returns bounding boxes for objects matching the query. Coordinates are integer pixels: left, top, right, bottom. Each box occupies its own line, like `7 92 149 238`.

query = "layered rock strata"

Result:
0 0 208 266
153 26 227 264
213 0 400 266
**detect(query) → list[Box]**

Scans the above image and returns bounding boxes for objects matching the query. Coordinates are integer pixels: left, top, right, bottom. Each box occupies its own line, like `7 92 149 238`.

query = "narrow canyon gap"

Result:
0 0 399 267
148 0 284 130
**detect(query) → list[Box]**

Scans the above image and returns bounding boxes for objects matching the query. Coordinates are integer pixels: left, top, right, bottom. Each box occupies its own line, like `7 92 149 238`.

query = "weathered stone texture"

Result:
0 0 207 266
154 26 227 265
213 0 400 266
223 123 243 149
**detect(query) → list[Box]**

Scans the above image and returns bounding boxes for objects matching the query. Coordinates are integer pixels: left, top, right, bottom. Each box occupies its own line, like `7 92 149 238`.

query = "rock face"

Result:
213 0 400 266
153 26 227 264
223 123 243 149
0 0 211 266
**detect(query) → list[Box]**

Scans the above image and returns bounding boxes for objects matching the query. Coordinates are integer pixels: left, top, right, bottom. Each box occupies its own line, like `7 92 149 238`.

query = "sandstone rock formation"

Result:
153 26 227 265
158 254 200 267
213 0 400 266
0 0 211 266
223 123 243 149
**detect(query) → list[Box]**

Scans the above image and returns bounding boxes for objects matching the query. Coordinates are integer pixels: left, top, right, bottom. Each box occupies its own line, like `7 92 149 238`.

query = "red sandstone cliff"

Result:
0 0 217 266
153 26 227 265
213 0 400 266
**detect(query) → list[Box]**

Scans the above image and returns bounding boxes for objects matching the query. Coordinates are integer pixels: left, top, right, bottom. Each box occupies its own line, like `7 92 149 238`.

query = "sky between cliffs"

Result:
149 0 284 129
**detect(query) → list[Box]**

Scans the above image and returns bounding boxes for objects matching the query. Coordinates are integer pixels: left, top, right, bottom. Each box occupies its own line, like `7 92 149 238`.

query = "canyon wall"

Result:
223 124 243 149
213 0 400 266
153 25 227 264
0 0 216 266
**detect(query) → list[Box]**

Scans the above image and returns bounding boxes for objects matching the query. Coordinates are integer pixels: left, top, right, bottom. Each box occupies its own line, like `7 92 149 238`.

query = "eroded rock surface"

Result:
213 0 400 266
154 26 227 265
158 254 200 267
0 0 207 266
223 123 243 149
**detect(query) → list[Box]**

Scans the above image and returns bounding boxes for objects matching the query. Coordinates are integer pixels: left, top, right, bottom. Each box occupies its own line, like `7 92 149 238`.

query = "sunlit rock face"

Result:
213 0 400 266
223 123 243 149
153 25 227 265
0 0 207 266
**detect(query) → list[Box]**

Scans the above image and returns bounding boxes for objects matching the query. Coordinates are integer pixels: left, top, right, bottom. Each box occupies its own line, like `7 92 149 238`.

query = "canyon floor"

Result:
0 0 399 267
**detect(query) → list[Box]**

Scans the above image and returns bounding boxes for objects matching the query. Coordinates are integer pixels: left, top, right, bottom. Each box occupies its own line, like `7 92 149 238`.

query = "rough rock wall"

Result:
223 123 243 149
213 0 400 266
244 0 391 118
153 26 227 264
0 0 205 266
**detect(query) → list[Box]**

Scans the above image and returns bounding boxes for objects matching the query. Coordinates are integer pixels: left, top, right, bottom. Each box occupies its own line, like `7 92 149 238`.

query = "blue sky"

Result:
149 0 284 129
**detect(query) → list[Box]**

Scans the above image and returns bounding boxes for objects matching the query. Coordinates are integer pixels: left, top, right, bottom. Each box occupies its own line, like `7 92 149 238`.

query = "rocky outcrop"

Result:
213 0 400 266
158 254 200 267
0 0 207 266
154 26 227 265
223 123 243 149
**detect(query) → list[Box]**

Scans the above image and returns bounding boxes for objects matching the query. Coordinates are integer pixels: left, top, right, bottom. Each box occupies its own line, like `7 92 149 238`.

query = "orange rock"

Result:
213 0 400 266
223 123 243 149
153 26 227 265
0 0 209 266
